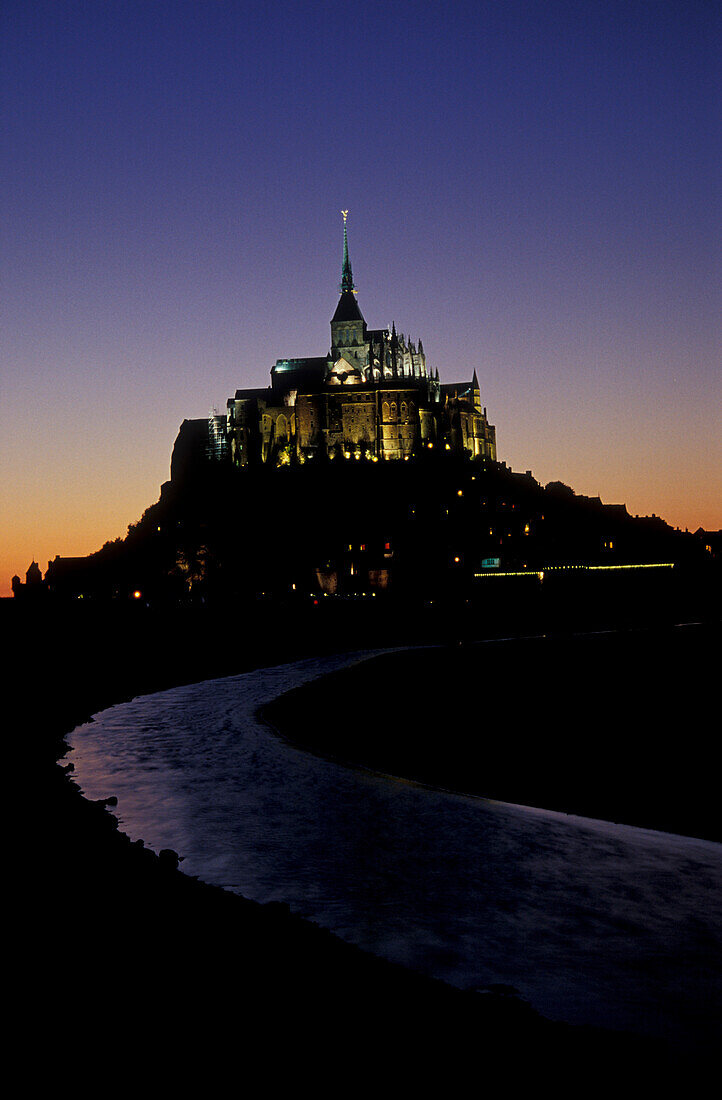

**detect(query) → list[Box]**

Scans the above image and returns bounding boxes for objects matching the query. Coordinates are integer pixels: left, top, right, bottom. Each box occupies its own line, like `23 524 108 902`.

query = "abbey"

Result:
222 214 497 468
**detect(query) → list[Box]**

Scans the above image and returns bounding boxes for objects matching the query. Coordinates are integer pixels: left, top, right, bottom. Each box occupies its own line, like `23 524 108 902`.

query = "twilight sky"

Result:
2 0 720 595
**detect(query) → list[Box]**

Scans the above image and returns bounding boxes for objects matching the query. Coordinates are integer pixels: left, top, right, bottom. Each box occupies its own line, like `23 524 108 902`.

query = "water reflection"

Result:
68 652 721 1052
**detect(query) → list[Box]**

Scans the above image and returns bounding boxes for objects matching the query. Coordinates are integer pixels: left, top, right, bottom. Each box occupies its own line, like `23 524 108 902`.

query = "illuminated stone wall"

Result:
228 381 496 465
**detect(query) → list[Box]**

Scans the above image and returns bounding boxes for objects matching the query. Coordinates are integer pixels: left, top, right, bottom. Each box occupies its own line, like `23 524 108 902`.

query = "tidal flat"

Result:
9 600 718 1080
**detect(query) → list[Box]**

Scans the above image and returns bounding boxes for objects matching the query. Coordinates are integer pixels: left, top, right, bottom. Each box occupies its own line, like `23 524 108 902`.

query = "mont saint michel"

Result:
16 215 714 609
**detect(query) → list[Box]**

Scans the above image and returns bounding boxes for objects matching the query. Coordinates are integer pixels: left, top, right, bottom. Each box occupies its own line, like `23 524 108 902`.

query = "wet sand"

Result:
262 623 720 842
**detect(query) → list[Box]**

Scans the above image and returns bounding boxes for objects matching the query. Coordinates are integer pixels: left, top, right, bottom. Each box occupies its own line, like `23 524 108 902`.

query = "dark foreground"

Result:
263 622 720 842
10 590 717 1083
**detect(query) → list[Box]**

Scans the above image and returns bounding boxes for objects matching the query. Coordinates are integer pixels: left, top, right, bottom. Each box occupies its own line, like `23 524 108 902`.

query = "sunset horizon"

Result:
3 1 720 595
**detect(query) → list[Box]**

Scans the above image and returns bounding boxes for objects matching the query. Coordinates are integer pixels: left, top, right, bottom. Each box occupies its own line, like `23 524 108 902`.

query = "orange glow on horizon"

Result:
3 451 721 600
3 3 719 599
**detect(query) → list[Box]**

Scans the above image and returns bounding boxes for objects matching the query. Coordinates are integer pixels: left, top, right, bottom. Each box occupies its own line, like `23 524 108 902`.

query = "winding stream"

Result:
68 650 721 1053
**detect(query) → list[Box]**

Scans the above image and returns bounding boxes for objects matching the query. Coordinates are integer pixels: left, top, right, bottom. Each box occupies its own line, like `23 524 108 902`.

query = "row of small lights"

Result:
127 560 674 602
324 442 458 461
473 562 675 580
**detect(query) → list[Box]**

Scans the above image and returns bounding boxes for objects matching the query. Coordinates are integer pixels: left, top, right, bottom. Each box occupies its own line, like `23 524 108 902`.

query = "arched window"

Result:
382 401 390 420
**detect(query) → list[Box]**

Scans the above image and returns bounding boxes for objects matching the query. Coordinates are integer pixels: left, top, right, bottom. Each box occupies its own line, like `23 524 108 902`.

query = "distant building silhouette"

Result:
11 560 47 601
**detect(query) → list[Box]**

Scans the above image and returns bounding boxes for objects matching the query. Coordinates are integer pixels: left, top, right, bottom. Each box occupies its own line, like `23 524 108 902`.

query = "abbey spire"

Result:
331 209 364 327
340 209 354 294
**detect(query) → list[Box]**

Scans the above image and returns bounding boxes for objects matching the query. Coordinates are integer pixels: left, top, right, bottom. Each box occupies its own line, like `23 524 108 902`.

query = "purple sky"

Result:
2 1 720 593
